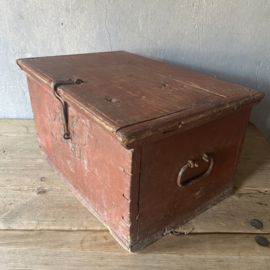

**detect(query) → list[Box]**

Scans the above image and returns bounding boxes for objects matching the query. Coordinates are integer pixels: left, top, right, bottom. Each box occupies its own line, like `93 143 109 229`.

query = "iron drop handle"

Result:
177 153 214 187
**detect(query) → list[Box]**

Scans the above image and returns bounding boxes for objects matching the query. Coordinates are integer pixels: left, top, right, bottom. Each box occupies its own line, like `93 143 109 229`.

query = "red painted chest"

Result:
17 51 264 252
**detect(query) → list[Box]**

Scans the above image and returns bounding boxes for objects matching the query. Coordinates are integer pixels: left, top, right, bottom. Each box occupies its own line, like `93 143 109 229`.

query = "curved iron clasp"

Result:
51 79 83 140
177 153 214 187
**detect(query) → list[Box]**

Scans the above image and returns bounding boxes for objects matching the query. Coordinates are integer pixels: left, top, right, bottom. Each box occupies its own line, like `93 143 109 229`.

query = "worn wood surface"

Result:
1 231 270 270
1 119 270 268
17 52 264 250
137 108 251 241
27 76 141 250
17 52 264 149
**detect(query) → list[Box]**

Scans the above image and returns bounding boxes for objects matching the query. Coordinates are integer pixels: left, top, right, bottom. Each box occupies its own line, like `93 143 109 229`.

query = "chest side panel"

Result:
137 107 251 241
27 76 138 247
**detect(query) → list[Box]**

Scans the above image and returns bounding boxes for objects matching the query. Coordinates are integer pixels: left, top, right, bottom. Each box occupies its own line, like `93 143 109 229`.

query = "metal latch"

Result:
51 79 83 140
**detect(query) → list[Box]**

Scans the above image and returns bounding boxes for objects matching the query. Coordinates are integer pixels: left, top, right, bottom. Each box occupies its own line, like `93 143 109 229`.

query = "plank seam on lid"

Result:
101 52 227 98
104 51 251 97
155 73 227 98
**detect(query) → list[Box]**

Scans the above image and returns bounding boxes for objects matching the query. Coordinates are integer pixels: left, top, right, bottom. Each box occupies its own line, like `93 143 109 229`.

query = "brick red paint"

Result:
17 51 264 251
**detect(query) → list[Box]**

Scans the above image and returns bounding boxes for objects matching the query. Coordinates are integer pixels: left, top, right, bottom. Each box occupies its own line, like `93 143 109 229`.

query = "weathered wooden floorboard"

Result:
0 120 270 234
0 231 270 270
1 182 269 233
1 119 270 268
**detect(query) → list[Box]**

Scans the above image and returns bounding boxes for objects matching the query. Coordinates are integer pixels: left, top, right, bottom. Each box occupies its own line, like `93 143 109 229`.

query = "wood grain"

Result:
0 119 105 231
137 108 250 240
0 231 270 270
17 52 264 150
1 119 270 268
26 76 141 249
1 120 270 233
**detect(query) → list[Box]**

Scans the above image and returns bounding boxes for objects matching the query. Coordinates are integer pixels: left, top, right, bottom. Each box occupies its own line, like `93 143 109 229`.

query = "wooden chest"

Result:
17 51 264 252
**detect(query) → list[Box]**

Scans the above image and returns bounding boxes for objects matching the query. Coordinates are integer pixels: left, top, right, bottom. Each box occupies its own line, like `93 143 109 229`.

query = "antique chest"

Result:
17 51 264 252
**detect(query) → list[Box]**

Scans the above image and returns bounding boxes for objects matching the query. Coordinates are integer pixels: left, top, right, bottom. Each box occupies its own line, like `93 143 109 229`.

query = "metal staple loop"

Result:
51 79 83 140
177 153 214 187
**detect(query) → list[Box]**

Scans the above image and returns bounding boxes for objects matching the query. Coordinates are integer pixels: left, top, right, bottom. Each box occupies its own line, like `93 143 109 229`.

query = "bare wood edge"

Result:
16 59 53 87
16 52 124 93
117 97 263 149
129 147 142 245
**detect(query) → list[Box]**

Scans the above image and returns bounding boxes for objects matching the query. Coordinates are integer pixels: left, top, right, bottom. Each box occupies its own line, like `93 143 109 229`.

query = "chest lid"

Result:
17 51 264 149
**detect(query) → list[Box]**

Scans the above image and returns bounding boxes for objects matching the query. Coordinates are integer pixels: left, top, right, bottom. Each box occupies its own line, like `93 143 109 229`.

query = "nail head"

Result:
249 219 263 230
255 236 269 247
74 79 83 84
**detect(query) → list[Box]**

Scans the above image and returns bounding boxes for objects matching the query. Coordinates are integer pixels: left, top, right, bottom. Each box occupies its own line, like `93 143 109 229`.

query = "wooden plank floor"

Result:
0 119 270 269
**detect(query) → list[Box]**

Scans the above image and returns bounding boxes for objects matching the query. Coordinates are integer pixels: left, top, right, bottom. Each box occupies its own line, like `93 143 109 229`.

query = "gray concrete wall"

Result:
1 0 269 140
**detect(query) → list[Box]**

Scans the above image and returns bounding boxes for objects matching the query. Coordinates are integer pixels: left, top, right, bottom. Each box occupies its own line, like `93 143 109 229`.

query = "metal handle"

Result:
177 153 214 187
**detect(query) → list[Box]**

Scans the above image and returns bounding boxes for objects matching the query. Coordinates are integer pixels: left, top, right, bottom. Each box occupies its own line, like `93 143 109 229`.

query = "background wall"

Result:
1 0 269 140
